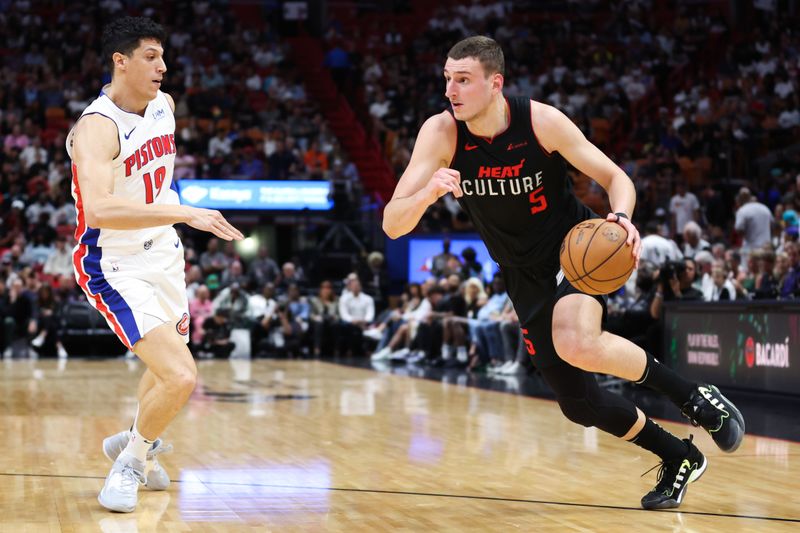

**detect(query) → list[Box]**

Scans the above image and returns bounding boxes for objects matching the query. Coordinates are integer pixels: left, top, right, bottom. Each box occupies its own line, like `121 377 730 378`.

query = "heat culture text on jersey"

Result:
123 134 176 177
461 157 548 214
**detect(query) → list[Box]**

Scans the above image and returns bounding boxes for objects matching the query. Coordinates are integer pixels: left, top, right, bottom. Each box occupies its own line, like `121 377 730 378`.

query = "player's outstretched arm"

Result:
72 115 243 241
382 112 459 239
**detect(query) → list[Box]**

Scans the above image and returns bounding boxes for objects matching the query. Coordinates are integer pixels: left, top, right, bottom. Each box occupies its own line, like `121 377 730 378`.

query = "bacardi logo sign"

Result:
744 336 790 368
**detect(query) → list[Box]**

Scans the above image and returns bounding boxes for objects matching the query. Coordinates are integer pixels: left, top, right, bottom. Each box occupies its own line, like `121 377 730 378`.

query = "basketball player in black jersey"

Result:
383 36 745 510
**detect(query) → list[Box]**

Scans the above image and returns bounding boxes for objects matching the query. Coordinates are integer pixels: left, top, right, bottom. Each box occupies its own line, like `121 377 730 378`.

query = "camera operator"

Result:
650 258 703 319
606 261 660 352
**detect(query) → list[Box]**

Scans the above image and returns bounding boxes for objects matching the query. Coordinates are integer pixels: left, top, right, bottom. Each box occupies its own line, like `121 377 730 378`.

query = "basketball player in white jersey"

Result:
66 17 243 512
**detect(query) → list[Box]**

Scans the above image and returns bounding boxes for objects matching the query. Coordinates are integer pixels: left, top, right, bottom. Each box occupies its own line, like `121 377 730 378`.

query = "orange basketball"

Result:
559 218 635 295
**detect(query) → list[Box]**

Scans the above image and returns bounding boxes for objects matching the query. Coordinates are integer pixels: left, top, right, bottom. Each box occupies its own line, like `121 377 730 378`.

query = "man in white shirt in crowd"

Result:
43 235 74 279
734 187 773 254
693 251 716 301
682 221 710 259
669 182 700 239
640 221 683 267
339 277 375 356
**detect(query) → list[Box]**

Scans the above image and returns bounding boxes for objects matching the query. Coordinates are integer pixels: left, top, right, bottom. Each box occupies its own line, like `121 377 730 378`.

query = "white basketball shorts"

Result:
73 230 189 350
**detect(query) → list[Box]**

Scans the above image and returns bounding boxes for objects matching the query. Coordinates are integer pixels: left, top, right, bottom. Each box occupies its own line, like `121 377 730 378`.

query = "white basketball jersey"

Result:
66 87 179 249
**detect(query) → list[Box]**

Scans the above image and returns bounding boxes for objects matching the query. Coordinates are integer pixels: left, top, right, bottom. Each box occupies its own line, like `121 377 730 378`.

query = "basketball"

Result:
559 218 635 295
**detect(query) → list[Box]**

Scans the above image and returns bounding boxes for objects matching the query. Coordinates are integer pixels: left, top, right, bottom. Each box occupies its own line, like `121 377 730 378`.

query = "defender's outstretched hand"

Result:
184 206 244 241
607 212 641 268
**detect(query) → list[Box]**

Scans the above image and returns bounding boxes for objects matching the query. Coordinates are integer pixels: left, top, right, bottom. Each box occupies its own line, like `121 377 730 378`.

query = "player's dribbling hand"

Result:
607 213 641 268
184 206 244 241
425 168 462 202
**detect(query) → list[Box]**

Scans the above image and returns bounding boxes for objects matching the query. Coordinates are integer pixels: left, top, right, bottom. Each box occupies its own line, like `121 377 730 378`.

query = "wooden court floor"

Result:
1 358 798 532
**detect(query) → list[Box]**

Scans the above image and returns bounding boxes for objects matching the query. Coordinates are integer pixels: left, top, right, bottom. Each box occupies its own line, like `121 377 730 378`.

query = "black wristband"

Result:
614 212 629 220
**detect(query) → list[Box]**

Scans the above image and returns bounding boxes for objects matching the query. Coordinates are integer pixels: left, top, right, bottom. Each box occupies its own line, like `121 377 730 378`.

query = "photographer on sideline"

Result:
650 258 704 319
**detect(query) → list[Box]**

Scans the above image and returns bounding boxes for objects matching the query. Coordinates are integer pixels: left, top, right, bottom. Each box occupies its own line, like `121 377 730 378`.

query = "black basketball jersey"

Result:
449 96 596 277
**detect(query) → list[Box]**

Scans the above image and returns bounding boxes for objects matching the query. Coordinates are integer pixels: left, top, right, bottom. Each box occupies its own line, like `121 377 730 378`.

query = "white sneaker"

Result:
103 431 172 491
496 361 514 374
370 346 393 361
363 327 383 341
406 350 427 364
486 362 503 373
456 346 468 364
31 333 45 348
500 361 521 375
389 348 410 362
98 455 145 513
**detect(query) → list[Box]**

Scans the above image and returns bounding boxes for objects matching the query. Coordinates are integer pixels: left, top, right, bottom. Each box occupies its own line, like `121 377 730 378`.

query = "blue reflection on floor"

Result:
179 461 331 522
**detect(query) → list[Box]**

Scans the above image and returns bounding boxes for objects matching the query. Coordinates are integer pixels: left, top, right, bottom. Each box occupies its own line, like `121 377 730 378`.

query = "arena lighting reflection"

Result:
408 431 444 464
178 461 331 522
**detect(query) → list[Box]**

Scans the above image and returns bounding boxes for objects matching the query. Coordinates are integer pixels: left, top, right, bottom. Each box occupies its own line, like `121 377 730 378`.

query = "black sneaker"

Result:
681 384 745 453
641 436 707 510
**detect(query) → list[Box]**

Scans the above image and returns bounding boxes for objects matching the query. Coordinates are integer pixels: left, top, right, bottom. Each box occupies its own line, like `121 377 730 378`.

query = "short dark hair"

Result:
447 36 505 77
427 285 446 297
102 17 166 71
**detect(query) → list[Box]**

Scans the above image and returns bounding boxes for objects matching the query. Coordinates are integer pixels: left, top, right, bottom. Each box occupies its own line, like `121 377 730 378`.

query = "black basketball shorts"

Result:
499 264 608 369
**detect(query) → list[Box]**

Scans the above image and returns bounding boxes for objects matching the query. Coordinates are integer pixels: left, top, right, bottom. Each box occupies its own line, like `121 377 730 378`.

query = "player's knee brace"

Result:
541 363 638 438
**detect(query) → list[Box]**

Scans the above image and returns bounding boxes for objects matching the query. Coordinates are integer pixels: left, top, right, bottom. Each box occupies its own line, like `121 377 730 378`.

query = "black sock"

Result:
636 351 696 407
630 418 689 461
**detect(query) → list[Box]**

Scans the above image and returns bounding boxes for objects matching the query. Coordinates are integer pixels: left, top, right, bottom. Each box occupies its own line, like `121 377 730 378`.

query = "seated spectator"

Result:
285 283 310 334
710 265 737 301
248 284 279 357
200 238 229 276
468 274 511 371
189 285 214 348
338 277 375 356
21 233 53 267
303 141 329 179
212 282 249 327
238 146 265 180
641 221 683 267
249 246 280 287
682 221 710 259
607 261 660 352
753 250 779 299
779 242 800 298
30 284 68 358
275 262 305 295
651 258 704 319
309 280 339 357
220 260 248 290
5 278 36 358
184 265 204 302
200 308 235 359
43 236 74 279
693 251 715 300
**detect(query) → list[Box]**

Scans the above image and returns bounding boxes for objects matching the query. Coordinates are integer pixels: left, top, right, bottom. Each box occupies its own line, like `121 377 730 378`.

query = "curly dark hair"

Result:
101 16 166 71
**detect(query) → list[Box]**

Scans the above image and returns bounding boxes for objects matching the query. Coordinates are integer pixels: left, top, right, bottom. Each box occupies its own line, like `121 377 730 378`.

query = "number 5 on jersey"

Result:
143 166 166 204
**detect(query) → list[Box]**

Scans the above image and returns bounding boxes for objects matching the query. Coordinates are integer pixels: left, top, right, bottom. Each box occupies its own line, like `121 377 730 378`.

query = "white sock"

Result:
456 346 468 363
441 344 452 360
118 425 154 464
